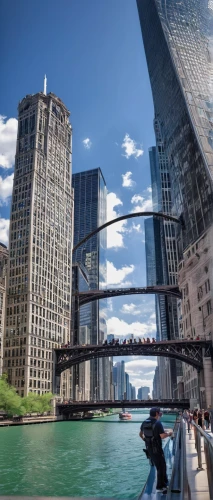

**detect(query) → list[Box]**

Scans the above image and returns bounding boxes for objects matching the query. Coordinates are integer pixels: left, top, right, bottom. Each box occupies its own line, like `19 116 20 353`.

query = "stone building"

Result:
3 88 73 396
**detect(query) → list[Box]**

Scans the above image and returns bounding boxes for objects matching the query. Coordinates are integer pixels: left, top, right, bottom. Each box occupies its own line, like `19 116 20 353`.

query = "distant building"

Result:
0 243 8 376
152 366 160 399
71 263 91 400
114 361 126 400
125 372 131 400
131 385 136 400
113 365 118 400
138 386 150 400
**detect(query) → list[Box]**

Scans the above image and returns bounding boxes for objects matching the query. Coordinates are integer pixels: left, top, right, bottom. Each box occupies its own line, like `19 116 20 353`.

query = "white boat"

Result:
119 412 132 420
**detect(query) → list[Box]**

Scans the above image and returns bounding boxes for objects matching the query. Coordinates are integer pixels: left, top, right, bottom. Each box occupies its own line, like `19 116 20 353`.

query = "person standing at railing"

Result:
139 407 173 495
204 409 210 429
198 409 203 428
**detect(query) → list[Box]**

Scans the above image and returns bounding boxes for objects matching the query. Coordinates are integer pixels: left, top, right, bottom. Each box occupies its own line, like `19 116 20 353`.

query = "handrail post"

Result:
180 418 189 498
196 425 202 469
167 418 189 499
204 437 213 499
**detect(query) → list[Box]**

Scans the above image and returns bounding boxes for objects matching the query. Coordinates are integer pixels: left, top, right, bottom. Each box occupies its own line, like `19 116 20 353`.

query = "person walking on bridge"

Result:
139 407 173 494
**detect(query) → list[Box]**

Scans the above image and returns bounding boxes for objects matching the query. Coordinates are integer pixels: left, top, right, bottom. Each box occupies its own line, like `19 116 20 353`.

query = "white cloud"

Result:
120 303 141 315
0 173 14 203
106 316 156 337
122 171 135 188
82 138 92 149
106 260 135 287
0 115 18 169
107 192 127 248
126 222 142 234
125 359 157 372
132 223 141 232
121 133 144 159
131 186 153 213
0 218 10 245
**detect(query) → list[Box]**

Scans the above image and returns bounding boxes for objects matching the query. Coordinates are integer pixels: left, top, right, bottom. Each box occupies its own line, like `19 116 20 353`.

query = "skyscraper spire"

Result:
43 74 47 95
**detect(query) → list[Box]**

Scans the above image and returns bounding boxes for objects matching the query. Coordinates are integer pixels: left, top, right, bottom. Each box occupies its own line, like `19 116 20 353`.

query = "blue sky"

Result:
0 0 157 391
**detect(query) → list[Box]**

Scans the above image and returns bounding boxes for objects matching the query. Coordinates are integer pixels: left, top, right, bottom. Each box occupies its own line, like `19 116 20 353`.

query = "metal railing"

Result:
167 418 189 499
192 421 213 499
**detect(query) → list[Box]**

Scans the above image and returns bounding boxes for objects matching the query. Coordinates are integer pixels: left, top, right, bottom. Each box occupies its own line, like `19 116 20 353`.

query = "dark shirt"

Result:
141 417 165 450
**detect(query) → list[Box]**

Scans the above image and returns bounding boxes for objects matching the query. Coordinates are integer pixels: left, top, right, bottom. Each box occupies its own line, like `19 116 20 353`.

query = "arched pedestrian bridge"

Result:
54 339 212 375
75 285 181 306
57 399 190 414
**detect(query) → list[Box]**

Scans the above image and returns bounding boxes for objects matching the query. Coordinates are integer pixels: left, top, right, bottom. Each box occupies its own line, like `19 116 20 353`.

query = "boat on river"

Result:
119 412 132 420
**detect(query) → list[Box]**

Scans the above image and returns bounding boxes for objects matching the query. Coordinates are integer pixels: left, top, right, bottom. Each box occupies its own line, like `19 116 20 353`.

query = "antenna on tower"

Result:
43 75 47 95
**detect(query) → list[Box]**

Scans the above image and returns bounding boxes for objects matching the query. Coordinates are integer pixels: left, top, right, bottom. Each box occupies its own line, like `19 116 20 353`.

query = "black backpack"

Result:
143 419 159 453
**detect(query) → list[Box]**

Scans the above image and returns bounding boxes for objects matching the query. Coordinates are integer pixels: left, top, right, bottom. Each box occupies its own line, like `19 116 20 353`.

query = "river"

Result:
0 412 176 498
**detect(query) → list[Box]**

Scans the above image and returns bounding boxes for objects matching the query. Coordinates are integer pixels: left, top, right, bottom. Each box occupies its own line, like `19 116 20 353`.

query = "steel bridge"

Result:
57 399 190 414
75 285 181 306
54 339 212 375
73 211 184 252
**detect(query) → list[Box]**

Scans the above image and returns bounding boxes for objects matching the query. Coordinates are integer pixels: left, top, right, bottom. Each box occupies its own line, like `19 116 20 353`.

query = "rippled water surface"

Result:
0 412 176 498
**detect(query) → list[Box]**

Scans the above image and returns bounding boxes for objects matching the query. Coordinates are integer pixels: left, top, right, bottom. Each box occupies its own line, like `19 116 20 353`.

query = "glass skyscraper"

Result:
137 0 213 247
72 168 109 400
137 0 213 406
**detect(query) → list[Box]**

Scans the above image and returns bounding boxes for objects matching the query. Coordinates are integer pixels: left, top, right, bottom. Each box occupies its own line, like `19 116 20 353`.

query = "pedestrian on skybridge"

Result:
139 407 173 495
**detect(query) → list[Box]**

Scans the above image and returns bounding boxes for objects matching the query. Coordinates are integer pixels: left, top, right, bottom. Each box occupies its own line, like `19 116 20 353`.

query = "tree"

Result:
0 375 25 417
40 392 53 413
22 393 43 413
22 392 53 414
0 375 53 417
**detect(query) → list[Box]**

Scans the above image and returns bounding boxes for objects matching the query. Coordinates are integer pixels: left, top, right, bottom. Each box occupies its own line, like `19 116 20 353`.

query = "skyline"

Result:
0 0 158 392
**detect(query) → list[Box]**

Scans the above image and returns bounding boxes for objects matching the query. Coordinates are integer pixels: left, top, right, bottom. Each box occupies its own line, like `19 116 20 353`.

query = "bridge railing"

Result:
167 418 189 499
192 420 213 499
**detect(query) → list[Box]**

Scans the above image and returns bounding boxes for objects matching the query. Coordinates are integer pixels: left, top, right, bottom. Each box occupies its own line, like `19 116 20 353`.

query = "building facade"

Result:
138 386 150 400
137 0 213 406
72 168 110 400
3 90 73 396
0 244 8 376
71 263 91 400
113 361 126 400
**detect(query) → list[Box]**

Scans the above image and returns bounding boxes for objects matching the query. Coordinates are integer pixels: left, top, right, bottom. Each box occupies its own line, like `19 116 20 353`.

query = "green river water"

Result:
0 412 176 499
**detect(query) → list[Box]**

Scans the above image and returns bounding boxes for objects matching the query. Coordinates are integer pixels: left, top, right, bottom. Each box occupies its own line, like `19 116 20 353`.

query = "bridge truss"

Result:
58 399 190 414
55 340 212 375
75 285 181 306
73 211 183 252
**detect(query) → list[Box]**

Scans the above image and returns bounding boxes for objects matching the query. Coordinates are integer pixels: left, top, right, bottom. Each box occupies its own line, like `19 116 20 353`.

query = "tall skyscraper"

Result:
3 89 73 397
72 168 109 400
137 0 213 406
114 361 126 400
0 243 8 376
146 142 182 398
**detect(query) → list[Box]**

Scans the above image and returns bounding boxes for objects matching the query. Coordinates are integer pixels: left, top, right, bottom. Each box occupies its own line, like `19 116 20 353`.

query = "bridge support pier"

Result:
52 352 61 396
203 357 213 407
